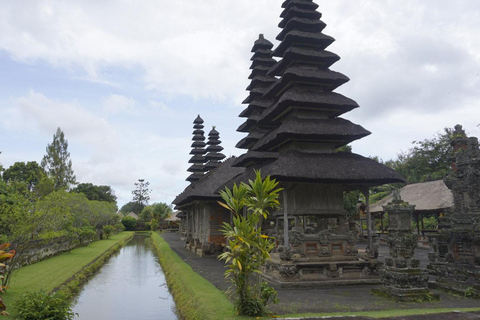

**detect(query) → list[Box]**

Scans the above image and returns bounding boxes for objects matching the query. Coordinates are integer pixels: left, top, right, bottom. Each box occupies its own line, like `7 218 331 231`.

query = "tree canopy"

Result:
3 161 46 192
72 183 117 204
41 127 76 190
132 179 151 211
385 127 454 184
119 201 141 215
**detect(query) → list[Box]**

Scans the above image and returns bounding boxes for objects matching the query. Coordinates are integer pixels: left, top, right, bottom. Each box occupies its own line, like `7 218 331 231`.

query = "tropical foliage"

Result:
72 183 117 204
0 243 16 316
385 127 454 184
16 290 76 320
140 202 172 231
218 171 282 316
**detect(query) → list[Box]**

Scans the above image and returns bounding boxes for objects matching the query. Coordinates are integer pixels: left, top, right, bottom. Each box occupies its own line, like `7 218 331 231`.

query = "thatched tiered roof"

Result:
203 127 225 172
173 157 244 207
232 0 405 188
186 115 206 182
370 180 454 214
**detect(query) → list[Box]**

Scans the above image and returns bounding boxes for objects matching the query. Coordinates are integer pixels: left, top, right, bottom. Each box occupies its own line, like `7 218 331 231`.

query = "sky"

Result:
1 1 480 208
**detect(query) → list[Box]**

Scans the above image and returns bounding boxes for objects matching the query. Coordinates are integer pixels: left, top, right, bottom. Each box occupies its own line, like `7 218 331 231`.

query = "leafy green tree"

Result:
121 216 137 231
119 201 140 215
3 161 46 192
385 127 454 183
41 127 76 190
218 171 282 316
0 151 4 177
140 202 172 230
72 183 117 204
132 179 151 211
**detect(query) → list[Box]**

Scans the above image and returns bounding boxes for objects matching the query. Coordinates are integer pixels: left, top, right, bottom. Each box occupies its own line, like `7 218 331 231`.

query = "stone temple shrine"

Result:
173 0 405 286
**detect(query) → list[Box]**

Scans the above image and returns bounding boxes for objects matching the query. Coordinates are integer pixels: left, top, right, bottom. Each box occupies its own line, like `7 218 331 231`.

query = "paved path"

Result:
161 232 480 319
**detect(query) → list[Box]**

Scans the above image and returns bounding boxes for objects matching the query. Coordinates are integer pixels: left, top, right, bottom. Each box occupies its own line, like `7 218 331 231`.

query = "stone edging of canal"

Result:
52 232 134 298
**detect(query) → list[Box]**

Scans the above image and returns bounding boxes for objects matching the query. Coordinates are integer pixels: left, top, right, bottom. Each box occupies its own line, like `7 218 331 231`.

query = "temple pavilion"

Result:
173 0 405 285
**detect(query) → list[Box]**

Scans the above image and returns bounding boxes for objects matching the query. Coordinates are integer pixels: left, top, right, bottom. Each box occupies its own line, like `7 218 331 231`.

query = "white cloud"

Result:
103 94 137 115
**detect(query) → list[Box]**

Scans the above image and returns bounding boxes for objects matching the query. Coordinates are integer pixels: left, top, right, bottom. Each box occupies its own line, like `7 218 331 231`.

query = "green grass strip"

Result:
151 232 254 320
2 231 134 318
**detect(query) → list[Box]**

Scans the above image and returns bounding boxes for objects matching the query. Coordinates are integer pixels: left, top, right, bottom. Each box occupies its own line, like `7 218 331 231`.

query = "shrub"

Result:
102 225 115 239
121 216 137 231
16 290 76 320
218 170 282 316
114 223 125 233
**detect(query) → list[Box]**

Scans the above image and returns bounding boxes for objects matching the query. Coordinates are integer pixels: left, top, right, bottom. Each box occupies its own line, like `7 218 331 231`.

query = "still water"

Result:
72 234 178 320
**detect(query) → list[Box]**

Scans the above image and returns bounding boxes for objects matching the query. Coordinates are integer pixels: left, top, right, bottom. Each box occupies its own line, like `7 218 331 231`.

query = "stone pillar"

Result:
428 125 480 298
373 191 437 301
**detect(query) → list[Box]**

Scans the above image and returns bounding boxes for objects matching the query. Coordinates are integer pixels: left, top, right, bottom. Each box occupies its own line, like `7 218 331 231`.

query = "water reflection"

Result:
72 234 177 320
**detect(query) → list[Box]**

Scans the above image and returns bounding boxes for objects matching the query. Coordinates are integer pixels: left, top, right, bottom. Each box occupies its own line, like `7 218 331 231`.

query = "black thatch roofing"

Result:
235 130 265 149
264 66 349 98
251 34 274 52
238 100 272 118
277 17 326 41
273 30 334 57
252 116 371 151
173 157 245 207
282 0 318 12
369 180 453 214
268 47 340 76
264 151 405 184
222 151 405 191
245 76 277 91
279 6 321 27
257 87 358 123
231 151 278 168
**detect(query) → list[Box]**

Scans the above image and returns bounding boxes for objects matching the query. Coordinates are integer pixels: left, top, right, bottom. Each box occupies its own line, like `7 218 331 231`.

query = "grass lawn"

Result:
2 231 134 318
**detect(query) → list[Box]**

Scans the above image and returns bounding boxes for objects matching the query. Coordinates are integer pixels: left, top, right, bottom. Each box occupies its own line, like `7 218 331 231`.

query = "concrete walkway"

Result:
161 232 480 319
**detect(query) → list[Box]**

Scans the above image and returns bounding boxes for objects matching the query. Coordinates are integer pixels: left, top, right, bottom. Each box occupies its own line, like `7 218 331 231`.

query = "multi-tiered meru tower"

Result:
233 0 405 286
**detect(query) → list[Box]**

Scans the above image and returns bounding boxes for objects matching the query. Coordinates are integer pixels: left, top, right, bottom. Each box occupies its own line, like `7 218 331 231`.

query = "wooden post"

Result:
381 212 384 234
416 213 420 236
283 189 289 247
361 187 373 252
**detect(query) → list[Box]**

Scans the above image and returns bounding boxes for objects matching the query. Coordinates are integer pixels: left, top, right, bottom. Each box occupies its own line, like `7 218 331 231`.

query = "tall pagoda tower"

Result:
233 0 405 285
233 34 279 169
203 127 226 172
186 115 206 182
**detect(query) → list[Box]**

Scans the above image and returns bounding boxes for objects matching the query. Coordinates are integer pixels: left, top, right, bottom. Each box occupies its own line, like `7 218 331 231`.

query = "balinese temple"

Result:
174 0 405 285
173 119 244 256
226 0 405 285
186 115 207 182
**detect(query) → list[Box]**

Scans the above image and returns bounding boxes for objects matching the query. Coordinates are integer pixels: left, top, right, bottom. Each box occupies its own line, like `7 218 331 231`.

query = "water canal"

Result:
72 234 178 320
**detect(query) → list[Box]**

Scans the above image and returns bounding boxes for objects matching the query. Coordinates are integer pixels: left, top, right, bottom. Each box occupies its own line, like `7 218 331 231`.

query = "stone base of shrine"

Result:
263 256 381 288
427 263 480 298
373 266 438 302
372 287 439 302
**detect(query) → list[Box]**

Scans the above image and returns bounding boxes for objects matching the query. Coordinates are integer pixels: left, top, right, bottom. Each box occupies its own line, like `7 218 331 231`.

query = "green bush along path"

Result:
2 231 134 318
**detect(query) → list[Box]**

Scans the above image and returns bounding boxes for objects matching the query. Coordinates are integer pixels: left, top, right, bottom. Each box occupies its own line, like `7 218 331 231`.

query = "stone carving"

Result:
373 194 436 301
327 264 340 278
289 230 303 246
279 264 298 278
428 125 480 298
